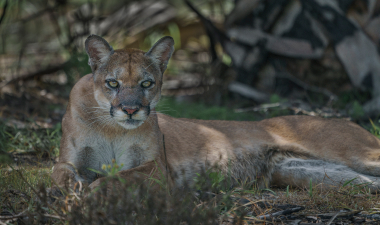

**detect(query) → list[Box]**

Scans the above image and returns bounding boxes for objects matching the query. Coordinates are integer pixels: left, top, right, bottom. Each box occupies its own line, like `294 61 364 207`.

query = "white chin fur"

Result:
117 120 144 130
114 110 147 129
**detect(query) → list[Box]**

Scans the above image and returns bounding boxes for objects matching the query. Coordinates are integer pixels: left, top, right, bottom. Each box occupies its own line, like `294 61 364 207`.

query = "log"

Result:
228 81 269 102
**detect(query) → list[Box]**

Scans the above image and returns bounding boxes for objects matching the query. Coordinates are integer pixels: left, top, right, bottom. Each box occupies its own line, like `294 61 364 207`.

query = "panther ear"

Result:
145 36 174 74
85 34 114 72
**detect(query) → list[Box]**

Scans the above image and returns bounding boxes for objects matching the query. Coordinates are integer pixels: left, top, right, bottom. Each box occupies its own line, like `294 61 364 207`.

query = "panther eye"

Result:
141 81 153 88
107 80 119 88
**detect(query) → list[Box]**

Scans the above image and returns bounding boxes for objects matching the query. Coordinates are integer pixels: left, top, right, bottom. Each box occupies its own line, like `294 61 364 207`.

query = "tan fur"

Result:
51 35 380 194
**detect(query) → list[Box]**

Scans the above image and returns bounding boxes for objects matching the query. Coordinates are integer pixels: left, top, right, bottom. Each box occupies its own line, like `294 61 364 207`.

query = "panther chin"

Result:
117 119 145 130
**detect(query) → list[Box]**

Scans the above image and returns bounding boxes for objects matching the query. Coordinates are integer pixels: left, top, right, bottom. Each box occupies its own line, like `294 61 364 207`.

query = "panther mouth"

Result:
111 107 147 129
124 119 142 125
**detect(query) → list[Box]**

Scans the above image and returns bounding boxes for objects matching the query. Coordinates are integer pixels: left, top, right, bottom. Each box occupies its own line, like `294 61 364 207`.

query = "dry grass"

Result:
2 163 380 224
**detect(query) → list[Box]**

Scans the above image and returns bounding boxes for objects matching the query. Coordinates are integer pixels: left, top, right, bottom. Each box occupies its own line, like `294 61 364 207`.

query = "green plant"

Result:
87 159 125 180
309 178 313 197
193 168 227 192
341 177 372 195
262 188 276 195
286 185 290 197
269 94 283 103
350 100 365 119
143 161 169 191
369 119 380 139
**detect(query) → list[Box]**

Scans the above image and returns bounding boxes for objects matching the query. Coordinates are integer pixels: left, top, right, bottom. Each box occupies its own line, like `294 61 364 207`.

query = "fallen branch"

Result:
273 61 338 101
276 72 338 101
318 210 361 219
325 212 341 225
20 5 57 23
235 103 281 113
256 206 304 220
227 27 324 59
0 62 67 88
228 81 269 103
224 0 260 28
235 102 345 118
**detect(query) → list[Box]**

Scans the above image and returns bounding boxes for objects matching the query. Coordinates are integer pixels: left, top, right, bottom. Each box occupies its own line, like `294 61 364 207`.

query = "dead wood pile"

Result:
187 0 380 116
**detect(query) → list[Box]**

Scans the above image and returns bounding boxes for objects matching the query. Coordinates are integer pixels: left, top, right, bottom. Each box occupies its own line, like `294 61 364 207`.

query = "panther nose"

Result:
122 106 139 115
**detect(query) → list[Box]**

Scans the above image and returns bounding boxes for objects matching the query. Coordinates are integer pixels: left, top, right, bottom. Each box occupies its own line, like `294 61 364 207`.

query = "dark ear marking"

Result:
145 36 175 74
85 34 114 72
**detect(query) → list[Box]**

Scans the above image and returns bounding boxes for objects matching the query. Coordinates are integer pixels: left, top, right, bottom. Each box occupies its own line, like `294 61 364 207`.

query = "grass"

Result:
0 122 61 160
156 97 257 121
309 178 313 197
0 166 52 216
277 183 379 213
0 166 51 193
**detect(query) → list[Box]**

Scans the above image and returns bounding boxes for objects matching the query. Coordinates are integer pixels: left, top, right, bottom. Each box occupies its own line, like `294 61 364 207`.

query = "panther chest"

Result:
72 134 155 174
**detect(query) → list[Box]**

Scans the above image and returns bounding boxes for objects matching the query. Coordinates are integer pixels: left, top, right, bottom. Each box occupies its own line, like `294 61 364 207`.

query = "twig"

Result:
243 216 273 223
256 206 304 220
273 61 338 101
0 0 8 28
42 214 65 220
235 103 281 113
325 212 340 225
0 211 64 222
3 189 31 200
0 209 27 220
318 210 361 220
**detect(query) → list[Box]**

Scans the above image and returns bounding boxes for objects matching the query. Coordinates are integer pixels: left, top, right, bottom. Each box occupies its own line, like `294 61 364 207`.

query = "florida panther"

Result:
51 35 380 194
